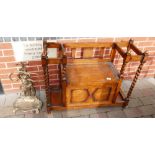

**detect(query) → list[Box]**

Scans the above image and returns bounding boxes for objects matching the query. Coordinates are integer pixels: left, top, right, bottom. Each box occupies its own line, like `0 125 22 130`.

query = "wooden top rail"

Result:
63 41 129 48
130 43 143 55
44 42 61 48
113 41 144 62
113 43 126 58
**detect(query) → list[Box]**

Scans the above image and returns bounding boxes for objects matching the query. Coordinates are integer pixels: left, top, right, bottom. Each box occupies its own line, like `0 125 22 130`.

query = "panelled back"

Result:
62 42 129 59
82 48 94 58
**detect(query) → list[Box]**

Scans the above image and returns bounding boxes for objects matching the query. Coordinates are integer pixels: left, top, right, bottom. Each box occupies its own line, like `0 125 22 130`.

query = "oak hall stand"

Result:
41 40 148 113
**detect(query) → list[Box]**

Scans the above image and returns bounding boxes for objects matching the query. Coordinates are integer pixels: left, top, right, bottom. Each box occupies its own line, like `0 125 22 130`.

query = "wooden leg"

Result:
122 99 129 108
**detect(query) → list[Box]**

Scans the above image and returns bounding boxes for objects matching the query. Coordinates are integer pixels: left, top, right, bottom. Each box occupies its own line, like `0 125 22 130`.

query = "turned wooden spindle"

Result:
43 59 50 107
120 53 131 76
125 51 148 101
62 55 67 81
120 39 133 76
42 42 50 108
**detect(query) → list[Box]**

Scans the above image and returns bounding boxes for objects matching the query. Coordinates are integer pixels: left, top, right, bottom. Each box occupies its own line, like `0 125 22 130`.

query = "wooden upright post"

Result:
110 44 116 63
41 42 50 112
61 55 67 106
125 51 148 101
120 39 133 76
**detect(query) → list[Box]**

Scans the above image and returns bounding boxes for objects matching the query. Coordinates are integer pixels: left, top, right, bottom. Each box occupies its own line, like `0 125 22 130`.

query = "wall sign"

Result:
12 41 43 61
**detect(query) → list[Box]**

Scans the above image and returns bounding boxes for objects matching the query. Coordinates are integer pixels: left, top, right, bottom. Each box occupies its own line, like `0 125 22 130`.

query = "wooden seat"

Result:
41 40 148 112
66 62 119 86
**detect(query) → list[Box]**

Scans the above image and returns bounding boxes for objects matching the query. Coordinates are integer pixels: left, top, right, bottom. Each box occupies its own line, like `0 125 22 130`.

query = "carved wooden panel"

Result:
71 89 89 103
82 48 94 58
92 87 111 101
68 85 115 105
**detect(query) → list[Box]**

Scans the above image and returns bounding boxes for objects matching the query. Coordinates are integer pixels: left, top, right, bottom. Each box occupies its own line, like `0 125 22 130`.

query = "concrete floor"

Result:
0 78 155 118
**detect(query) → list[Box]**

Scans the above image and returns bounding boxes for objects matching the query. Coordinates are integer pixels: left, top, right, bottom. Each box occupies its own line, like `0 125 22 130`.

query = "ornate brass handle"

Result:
9 72 19 82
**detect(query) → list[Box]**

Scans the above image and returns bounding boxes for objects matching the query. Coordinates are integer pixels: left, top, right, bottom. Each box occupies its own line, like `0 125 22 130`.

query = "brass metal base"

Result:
13 96 42 114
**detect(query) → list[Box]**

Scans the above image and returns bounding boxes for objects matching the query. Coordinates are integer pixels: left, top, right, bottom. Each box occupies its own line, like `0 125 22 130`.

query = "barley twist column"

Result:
120 39 133 76
120 60 127 76
42 56 50 108
125 52 148 101
120 53 131 76
42 42 50 110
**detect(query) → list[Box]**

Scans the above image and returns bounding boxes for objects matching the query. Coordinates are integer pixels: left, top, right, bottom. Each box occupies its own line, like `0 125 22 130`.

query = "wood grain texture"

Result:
63 41 129 48
66 62 119 86
82 48 94 58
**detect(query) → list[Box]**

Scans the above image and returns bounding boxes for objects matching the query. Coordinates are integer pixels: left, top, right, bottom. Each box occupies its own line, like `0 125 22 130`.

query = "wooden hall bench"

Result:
41 39 148 113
